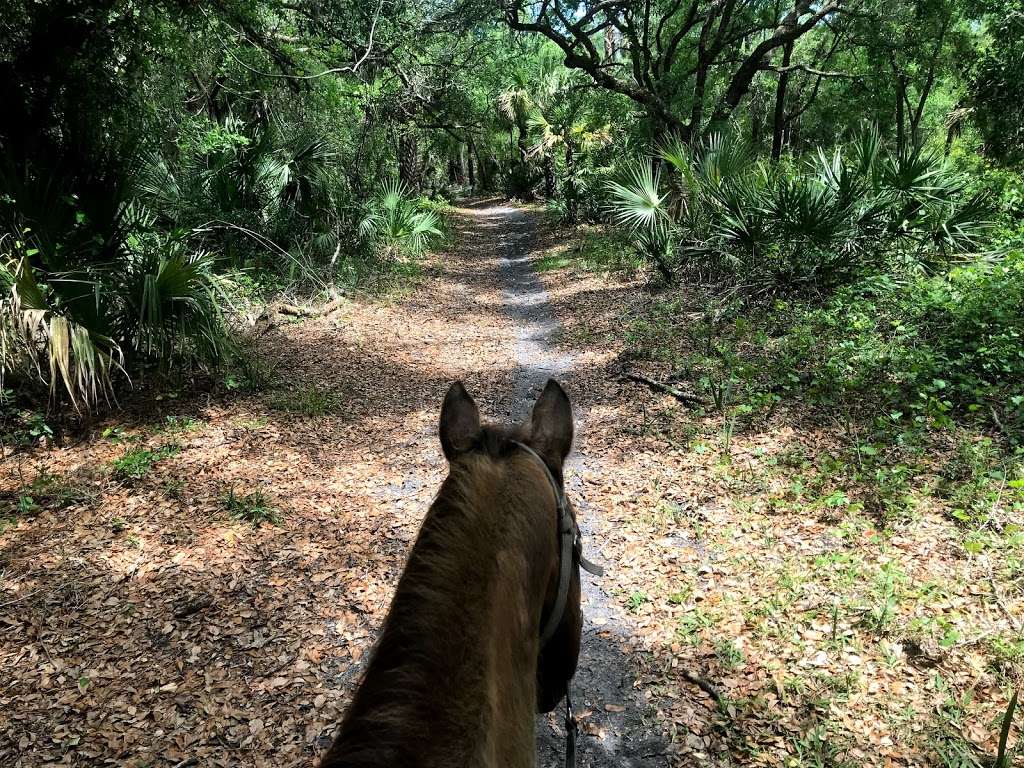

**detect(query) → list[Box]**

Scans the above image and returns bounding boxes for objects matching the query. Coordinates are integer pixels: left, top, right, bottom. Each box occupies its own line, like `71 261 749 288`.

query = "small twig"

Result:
622 373 708 407
0 588 44 610
276 296 345 318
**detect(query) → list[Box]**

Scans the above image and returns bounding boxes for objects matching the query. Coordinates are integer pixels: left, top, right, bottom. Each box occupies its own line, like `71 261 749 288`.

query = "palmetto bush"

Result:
1 154 233 411
606 127 992 292
138 116 354 277
1 237 233 410
358 180 443 260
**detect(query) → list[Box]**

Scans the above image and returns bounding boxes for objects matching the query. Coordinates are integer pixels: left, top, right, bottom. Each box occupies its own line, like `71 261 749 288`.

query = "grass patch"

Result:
627 590 649 613
25 469 92 508
570 226 644 272
267 384 341 416
223 488 280 527
538 226 644 274
161 415 204 433
535 253 573 272
112 444 180 481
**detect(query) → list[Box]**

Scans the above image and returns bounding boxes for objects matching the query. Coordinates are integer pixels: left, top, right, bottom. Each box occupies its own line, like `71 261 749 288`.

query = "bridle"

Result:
511 441 603 768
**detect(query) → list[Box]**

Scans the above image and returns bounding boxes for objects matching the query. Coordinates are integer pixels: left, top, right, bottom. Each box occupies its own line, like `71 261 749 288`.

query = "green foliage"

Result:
223 488 280 527
775 252 1024 430
608 129 992 291
624 243 1024 438
0 173 235 410
538 227 642 274
359 181 443 260
970 11 1024 164
112 444 180 481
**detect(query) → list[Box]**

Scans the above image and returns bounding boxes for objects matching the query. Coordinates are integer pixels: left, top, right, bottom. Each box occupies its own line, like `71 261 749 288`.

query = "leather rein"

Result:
511 442 603 768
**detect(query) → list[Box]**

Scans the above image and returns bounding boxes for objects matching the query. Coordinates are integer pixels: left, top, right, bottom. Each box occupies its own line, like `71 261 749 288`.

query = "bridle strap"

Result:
511 441 576 647
511 441 601 768
565 687 577 768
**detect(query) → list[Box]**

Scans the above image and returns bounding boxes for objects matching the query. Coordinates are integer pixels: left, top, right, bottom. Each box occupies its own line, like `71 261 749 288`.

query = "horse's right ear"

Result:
439 381 480 460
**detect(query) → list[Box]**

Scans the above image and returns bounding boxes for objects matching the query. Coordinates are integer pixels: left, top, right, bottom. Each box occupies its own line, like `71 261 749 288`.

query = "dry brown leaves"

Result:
2 206 1020 767
531 220 1022 767
0 209 520 767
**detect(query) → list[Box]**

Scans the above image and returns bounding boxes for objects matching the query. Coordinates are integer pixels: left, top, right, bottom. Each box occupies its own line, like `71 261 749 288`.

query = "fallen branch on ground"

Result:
174 596 214 619
622 372 708 407
276 303 314 317
680 669 722 705
275 296 346 318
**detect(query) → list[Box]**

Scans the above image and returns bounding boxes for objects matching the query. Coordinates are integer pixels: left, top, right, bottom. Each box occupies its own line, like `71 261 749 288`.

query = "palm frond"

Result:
605 162 669 233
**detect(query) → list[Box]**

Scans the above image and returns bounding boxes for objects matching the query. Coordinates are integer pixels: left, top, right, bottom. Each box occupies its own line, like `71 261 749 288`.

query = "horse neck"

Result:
322 456 557 768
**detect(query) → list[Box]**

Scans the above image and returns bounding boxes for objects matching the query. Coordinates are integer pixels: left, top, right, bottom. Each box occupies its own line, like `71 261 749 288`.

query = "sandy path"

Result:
464 202 669 767
0 201 672 768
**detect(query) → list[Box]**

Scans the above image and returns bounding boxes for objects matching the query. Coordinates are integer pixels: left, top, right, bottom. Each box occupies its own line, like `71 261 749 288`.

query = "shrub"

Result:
0 153 234 411
358 180 443 260
773 252 1024 431
606 128 992 292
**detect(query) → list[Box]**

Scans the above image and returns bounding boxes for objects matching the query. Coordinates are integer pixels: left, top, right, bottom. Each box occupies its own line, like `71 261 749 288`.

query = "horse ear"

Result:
439 381 480 460
529 379 574 466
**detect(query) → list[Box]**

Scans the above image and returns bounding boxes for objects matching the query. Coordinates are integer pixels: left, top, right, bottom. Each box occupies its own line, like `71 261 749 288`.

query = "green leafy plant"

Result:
996 690 1018 768
626 590 649 613
606 128 993 292
112 444 180 481
359 180 443 260
25 469 90 509
223 488 280 527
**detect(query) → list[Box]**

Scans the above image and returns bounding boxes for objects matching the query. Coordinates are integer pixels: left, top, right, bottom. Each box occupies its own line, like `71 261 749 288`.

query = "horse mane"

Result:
320 424 558 768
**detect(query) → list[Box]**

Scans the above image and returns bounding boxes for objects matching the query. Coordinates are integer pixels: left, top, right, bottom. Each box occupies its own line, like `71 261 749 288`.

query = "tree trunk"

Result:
565 142 578 223
399 131 419 190
604 26 618 61
516 115 529 164
751 91 762 148
771 41 794 161
542 153 555 198
466 140 476 189
895 77 906 156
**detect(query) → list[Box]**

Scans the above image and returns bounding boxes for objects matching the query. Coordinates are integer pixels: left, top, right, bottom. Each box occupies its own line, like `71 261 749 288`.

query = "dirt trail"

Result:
471 202 671 767
0 201 673 768
7 198 1019 768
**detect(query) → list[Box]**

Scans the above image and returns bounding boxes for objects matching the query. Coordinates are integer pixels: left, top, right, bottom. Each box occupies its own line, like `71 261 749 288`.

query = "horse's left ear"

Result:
529 379 574 467
440 381 480 460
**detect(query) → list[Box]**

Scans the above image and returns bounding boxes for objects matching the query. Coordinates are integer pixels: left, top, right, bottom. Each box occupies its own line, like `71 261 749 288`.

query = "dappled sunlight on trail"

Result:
2 203 1020 768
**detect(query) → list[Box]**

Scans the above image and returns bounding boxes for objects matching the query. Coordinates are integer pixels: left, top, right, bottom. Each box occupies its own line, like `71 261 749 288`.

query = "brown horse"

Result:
319 379 583 768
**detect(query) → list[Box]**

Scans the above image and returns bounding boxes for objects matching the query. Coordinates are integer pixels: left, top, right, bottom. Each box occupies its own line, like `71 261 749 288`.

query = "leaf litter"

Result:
1 203 1020 767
